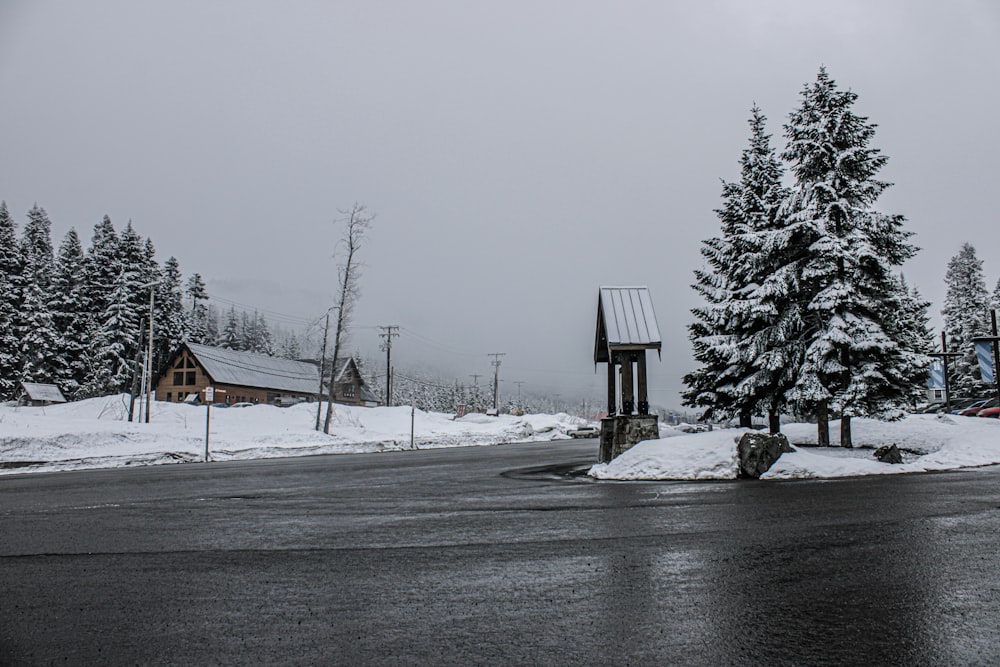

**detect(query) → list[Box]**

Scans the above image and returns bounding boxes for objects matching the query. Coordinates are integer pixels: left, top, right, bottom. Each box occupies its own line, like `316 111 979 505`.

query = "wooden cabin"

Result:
155 343 379 408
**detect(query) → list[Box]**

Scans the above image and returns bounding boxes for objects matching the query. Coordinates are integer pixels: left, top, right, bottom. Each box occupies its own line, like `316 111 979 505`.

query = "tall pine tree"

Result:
185 273 210 343
81 268 140 396
781 67 922 446
52 229 89 396
684 105 794 431
941 243 991 396
156 257 189 375
17 205 61 384
0 202 20 398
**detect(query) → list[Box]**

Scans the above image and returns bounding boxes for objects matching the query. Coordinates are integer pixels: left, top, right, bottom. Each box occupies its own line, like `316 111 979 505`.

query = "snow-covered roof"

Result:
185 343 321 395
595 286 661 362
19 382 67 403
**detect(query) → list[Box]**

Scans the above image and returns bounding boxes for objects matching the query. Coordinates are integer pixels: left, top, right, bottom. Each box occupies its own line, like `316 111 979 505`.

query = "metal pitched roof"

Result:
595 286 661 360
19 382 67 403
185 343 321 395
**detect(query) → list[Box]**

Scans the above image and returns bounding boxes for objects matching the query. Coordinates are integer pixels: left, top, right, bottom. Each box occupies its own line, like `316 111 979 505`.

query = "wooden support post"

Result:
636 352 648 415
607 358 617 415
621 354 634 415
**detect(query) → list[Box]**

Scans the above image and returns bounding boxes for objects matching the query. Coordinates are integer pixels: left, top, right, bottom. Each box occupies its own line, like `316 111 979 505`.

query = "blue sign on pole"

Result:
974 341 994 385
926 360 945 389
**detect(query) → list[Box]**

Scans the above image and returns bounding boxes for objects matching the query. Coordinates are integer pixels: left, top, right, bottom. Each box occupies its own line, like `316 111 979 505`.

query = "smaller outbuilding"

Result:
17 382 67 407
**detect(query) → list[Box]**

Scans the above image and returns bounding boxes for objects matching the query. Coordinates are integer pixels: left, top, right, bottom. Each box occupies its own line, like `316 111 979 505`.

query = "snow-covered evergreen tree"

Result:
19 205 54 288
885 274 934 408
941 243 991 396
0 202 21 398
156 257 189 374
81 269 140 396
220 307 241 350
18 281 62 384
117 222 153 368
278 331 302 359
185 273 210 343
52 229 89 396
254 313 276 355
16 205 61 385
781 67 922 443
82 215 121 325
683 105 795 430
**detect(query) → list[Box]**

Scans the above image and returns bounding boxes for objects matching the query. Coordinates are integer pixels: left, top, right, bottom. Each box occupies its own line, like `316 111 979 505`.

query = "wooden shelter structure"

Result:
594 286 662 462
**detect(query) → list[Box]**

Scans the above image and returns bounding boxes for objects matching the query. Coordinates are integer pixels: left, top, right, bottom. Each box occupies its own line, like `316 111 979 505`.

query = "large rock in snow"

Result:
874 444 903 464
737 432 793 479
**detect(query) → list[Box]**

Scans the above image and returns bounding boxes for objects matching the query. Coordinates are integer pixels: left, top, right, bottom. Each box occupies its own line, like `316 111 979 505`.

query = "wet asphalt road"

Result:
2 439 1000 665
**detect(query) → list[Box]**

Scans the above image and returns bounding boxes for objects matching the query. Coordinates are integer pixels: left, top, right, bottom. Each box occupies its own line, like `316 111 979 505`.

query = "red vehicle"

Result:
960 398 999 416
977 406 1000 418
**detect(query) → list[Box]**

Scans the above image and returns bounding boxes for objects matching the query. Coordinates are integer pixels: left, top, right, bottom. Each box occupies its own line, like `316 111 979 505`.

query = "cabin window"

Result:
185 371 196 385
175 357 185 369
173 372 183 385
186 358 196 368
342 383 356 398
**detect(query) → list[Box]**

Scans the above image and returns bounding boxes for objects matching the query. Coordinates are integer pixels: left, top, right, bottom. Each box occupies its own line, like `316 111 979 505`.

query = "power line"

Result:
393 372 457 391
489 353 505 411
398 326 482 358
205 295 316 326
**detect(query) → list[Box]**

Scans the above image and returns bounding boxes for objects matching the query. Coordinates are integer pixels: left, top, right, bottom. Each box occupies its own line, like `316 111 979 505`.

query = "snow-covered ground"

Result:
0 395 584 475
4 398 999 481
590 413 1000 480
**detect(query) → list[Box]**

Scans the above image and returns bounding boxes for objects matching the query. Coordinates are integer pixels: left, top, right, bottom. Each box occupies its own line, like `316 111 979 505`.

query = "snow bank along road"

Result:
3 439 1000 664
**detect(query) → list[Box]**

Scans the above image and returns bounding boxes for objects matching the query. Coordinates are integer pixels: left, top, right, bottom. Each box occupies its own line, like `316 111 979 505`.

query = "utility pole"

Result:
514 381 525 409
379 325 399 406
488 353 505 412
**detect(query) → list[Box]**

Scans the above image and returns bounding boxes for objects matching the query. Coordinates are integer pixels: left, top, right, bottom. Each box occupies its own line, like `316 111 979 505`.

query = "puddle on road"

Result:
501 461 597 482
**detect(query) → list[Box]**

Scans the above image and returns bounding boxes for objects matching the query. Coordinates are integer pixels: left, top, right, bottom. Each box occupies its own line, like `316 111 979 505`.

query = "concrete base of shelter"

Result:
599 415 659 463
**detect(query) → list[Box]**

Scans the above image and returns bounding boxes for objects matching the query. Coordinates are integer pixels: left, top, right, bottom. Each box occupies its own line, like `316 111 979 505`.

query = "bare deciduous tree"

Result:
322 204 373 434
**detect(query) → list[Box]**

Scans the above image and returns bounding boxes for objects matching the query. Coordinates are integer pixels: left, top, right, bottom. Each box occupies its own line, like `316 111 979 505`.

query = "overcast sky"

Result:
2 1 998 410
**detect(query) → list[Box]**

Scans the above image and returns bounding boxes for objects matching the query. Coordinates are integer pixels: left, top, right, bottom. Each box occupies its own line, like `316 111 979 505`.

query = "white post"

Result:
204 386 214 462
411 406 415 449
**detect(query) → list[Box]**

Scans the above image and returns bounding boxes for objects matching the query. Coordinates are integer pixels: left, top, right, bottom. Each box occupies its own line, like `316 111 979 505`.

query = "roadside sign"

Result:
204 386 215 402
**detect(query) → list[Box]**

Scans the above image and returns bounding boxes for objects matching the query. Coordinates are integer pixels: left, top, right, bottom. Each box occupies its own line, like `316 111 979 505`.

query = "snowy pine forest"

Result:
0 205 308 402
682 68 1000 441
0 204 563 414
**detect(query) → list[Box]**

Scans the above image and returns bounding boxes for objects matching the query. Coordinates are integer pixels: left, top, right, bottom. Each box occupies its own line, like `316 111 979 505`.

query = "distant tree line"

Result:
0 202 302 401
354 356 576 416
684 67 934 446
